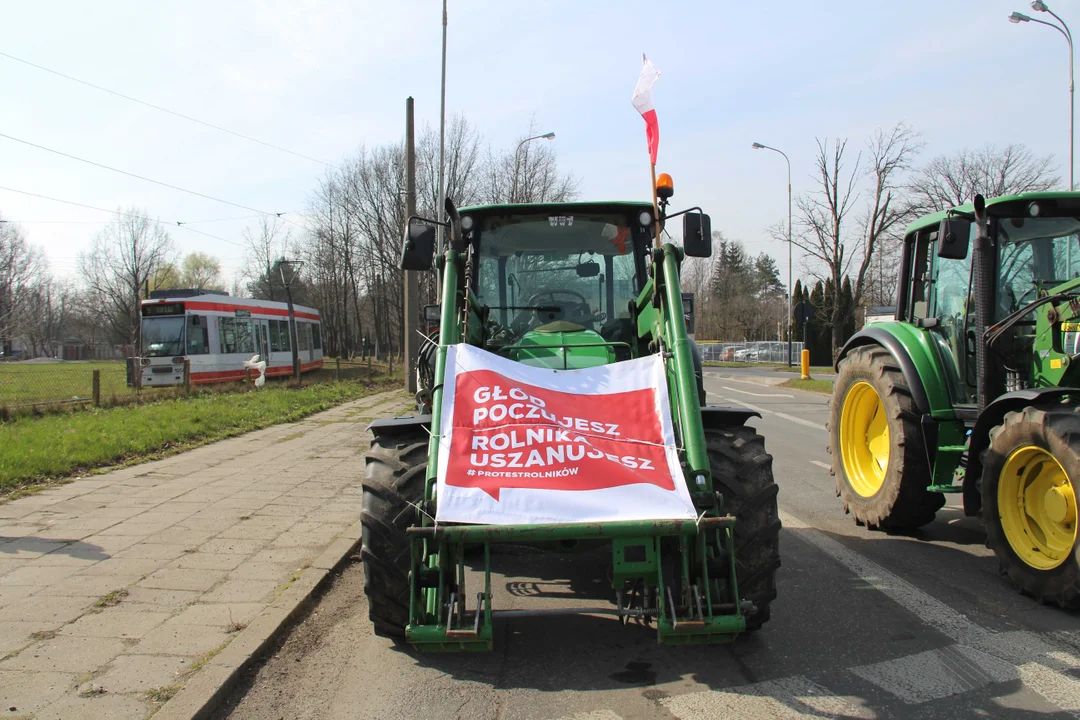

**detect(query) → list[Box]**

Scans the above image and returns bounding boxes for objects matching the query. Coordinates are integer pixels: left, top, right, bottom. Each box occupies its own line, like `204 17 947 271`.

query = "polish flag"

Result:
631 55 661 165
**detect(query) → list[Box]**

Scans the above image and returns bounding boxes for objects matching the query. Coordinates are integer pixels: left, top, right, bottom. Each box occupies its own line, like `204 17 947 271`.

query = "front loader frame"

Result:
405 222 750 649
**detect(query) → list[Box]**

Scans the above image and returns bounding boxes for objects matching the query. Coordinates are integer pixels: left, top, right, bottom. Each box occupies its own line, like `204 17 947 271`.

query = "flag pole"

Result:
650 162 661 249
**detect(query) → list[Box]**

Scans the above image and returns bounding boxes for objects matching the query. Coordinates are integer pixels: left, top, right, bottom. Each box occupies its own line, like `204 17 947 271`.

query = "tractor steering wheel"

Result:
527 289 593 326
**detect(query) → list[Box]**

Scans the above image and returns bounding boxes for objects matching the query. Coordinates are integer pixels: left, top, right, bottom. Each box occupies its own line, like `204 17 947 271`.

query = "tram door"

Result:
255 321 270 369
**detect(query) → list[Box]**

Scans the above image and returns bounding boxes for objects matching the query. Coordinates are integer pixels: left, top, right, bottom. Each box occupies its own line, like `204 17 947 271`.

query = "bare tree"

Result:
0 216 47 357
78 209 174 349
907 143 1059 214
481 122 579 204
794 138 861 357
20 278 73 357
242 216 293 301
794 124 920 356
852 123 922 318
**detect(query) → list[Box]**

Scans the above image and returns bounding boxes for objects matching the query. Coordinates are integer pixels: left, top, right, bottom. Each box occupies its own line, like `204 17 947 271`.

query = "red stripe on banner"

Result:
183 301 321 321
641 108 659 165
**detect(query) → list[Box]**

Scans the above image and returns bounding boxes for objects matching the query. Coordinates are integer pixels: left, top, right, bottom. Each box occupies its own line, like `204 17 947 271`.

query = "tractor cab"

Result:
465 203 654 369
901 194 1080 407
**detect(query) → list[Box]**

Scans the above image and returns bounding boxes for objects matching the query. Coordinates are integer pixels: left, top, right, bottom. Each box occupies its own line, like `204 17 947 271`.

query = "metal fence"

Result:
0 357 395 415
697 341 805 364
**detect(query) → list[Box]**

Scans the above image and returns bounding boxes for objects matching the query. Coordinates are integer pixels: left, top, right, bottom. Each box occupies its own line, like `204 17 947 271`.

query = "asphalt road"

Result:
217 372 1080 720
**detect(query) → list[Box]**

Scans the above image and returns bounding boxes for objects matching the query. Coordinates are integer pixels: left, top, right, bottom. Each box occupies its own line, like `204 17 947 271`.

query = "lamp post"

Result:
752 142 794 365
1011 3 1074 190
511 132 555 203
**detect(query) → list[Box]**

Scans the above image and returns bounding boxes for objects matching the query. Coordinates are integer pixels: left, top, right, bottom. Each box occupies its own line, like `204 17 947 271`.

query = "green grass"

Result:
780 378 835 394
703 360 836 374
0 361 133 407
0 378 402 495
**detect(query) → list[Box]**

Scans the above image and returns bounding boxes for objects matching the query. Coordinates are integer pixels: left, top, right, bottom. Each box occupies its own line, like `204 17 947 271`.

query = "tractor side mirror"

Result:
576 261 600 278
937 216 971 260
423 305 441 322
683 212 712 257
401 217 436 271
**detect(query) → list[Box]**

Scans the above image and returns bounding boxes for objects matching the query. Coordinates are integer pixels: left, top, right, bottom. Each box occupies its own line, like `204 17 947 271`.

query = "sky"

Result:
0 0 1072 290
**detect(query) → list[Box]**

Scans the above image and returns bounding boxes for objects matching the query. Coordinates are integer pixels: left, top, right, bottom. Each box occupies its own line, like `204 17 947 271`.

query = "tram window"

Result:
219 318 255 354
269 320 282 352
187 315 209 355
312 323 322 350
297 322 310 351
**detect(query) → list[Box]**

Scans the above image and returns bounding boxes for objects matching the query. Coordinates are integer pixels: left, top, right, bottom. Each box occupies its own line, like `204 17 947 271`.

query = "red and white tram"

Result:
138 291 324 386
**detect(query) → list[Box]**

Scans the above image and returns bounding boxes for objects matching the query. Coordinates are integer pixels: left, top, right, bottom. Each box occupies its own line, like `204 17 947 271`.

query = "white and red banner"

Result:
435 344 695 525
631 54 661 165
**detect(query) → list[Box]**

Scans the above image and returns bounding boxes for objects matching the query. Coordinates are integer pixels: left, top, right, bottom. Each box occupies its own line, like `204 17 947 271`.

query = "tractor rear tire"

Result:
360 428 429 638
830 345 944 529
707 425 781 630
981 405 1080 609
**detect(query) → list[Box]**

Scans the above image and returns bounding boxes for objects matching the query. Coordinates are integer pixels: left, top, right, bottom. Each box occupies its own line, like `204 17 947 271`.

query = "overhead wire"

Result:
0 50 329 166
0 185 246 248
0 131 284 217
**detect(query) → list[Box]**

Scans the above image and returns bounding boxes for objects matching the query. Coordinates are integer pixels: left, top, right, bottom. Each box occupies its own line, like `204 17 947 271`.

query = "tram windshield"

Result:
142 317 185 357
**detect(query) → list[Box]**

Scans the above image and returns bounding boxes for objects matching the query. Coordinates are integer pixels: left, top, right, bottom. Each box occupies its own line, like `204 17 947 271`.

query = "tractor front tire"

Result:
360 428 429 638
982 405 1080 609
830 345 944 529
707 425 781 630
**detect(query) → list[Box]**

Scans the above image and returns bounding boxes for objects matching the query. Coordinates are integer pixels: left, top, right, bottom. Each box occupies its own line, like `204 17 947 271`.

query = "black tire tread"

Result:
981 404 1080 610
830 345 944 529
360 430 429 638
707 425 781 630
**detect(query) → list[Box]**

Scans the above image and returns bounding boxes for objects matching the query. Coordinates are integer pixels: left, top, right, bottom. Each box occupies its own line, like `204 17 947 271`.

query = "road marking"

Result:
709 393 827 432
851 644 1016 704
781 509 1080 713
662 674 873 720
721 385 794 399
810 460 831 471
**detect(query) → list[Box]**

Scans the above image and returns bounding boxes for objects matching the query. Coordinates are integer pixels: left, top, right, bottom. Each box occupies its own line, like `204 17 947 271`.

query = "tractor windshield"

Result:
997 216 1080 317
475 213 641 341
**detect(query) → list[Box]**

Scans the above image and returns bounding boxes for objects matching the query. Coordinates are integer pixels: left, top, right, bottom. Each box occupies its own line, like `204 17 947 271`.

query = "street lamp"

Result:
1010 3 1074 190
752 142 794 366
511 132 556 203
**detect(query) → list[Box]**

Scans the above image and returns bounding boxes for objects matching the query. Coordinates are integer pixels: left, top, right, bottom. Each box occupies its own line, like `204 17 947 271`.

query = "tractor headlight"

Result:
1028 201 1041 217
460 215 474 231
638 211 652 226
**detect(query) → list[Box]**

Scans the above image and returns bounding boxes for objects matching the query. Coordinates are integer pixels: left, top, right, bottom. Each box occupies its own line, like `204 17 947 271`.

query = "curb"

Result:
154 520 364 720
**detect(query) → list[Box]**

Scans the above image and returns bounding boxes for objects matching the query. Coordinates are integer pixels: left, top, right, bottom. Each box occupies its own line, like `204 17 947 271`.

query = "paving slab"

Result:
0 388 408 719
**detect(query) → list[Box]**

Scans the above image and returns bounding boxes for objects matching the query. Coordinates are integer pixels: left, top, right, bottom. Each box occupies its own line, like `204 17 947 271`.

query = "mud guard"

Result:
368 415 431 437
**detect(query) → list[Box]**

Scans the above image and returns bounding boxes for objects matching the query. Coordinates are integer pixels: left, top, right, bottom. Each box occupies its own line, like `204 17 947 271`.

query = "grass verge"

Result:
0 377 401 496
780 378 835 394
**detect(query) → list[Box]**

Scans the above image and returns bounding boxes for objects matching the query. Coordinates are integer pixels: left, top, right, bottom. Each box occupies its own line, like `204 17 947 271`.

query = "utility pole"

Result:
277 259 304 380
404 97 419 395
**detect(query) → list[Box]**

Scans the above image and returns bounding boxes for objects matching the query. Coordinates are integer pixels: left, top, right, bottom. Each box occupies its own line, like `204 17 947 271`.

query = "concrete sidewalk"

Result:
0 389 411 719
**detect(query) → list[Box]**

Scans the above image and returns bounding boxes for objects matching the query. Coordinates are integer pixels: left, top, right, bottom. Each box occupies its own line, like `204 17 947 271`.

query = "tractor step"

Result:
927 484 963 493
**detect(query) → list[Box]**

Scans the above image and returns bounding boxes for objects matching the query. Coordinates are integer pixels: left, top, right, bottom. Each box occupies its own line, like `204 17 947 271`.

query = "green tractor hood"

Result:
511 321 615 369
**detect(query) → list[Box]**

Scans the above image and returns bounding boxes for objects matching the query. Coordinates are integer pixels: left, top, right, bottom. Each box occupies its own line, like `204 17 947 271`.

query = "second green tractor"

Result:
831 191 1080 608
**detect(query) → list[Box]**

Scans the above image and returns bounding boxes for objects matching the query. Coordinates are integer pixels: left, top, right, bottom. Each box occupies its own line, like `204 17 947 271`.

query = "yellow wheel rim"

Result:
840 381 891 498
998 445 1077 570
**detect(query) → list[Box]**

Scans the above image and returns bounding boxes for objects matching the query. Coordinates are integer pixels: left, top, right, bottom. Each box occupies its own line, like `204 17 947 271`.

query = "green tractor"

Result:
360 186 781 650
831 191 1080 607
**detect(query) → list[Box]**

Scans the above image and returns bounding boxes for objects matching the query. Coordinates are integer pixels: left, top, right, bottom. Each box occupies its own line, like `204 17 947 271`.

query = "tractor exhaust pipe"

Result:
972 194 996 411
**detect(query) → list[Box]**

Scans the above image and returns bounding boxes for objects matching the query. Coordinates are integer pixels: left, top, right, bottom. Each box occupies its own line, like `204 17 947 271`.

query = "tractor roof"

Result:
904 190 1080 237
458 200 654 217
